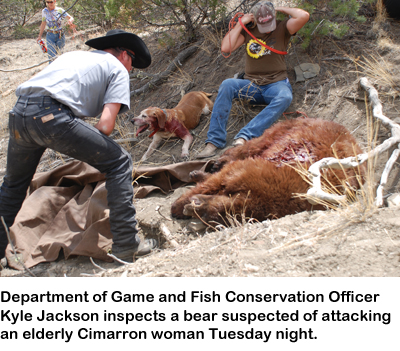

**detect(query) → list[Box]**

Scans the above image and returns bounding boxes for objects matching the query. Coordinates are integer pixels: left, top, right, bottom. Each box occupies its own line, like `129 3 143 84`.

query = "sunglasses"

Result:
126 51 135 65
119 48 135 66
46 1 54 3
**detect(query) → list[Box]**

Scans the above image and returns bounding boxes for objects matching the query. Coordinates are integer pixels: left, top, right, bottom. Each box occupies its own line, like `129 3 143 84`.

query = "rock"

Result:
295 63 321 82
188 220 207 232
387 193 400 208
0 257 7 269
1 89 13 98
244 263 260 272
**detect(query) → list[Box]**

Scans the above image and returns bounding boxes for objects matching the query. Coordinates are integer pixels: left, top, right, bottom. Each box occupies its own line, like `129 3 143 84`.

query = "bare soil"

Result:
0 8 400 277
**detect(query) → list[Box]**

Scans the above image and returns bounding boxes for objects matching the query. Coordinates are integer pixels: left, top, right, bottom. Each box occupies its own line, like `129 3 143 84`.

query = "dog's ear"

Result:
155 109 166 129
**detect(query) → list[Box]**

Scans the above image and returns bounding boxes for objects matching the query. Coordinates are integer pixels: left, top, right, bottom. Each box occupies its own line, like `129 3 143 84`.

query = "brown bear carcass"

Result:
171 117 366 226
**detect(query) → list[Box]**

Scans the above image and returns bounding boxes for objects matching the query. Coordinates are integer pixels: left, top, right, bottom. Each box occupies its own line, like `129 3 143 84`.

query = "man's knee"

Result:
108 148 133 177
277 89 293 107
218 78 237 93
119 149 133 171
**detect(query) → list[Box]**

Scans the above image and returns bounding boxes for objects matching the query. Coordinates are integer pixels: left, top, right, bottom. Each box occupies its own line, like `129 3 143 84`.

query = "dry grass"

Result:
355 54 400 99
375 0 387 24
350 2 400 99
198 27 224 55
292 98 380 226
167 65 195 89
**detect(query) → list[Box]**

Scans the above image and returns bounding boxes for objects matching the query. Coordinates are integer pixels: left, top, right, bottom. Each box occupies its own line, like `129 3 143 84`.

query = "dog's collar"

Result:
149 128 159 137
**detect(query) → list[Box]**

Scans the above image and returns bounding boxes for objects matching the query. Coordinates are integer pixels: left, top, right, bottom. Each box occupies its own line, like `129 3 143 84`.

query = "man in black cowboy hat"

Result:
0 29 157 263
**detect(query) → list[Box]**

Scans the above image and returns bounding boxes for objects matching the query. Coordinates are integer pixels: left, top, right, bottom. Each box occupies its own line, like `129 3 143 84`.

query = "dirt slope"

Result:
0 8 400 277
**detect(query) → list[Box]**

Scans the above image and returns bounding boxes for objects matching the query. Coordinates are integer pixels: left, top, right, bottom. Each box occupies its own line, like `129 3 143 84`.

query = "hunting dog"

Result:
132 91 213 161
171 117 366 226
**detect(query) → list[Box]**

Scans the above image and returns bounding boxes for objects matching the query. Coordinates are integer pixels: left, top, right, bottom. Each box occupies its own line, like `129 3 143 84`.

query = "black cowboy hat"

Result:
85 29 151 69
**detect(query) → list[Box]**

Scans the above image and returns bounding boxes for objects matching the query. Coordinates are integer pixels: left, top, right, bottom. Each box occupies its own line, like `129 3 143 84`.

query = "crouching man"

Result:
0 30 157 262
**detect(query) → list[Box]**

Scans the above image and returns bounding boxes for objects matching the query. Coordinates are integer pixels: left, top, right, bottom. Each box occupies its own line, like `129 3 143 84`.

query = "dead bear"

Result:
171 117 366 226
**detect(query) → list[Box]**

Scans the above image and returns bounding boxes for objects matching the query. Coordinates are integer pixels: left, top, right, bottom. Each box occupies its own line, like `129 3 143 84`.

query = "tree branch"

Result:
0 58 52 72
306 77 400 206
130 45 198 96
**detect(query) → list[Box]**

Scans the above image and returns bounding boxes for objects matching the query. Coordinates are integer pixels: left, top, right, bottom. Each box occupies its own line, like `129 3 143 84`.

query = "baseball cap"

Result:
250 1 276 33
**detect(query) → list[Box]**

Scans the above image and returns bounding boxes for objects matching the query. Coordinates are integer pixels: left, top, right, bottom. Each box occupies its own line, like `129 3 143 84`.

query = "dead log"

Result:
130 46 198 96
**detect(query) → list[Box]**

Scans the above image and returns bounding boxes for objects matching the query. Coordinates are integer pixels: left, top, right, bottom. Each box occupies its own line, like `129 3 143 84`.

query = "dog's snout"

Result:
131 116 142 125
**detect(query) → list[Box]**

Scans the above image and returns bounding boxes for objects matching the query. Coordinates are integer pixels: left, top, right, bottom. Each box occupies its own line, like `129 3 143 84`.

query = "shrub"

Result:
295 0 377 48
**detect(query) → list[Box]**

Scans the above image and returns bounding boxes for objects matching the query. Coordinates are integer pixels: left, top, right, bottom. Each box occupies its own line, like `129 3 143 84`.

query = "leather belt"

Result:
47 30 62 34
17 96 59 105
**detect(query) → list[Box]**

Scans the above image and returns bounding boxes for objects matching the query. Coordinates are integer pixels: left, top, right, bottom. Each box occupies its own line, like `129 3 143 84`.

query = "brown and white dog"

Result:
132 91 213 161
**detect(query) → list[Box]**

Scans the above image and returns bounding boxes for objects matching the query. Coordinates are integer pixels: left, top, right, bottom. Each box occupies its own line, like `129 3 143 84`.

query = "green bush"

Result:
0 0 42 37
128 0 228 42
60 0 229 42
13 24 34 39
295 0 376 48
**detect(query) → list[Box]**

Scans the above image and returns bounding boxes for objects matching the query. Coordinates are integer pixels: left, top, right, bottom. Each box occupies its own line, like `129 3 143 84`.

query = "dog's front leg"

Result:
181 134 193 160
141 133 162 161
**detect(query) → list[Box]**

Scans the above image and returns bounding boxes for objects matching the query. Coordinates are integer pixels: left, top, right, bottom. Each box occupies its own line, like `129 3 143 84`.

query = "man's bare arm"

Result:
275 6 310 35
94 103 121 136
221 13 255 53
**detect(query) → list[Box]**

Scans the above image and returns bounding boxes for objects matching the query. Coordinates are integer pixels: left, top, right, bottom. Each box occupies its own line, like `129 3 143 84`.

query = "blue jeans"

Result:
206 78 293 148
46 32 65 62
0 96 139 259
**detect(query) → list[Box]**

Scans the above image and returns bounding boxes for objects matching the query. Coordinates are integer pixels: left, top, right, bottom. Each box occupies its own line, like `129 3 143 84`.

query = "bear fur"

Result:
171 117 366 226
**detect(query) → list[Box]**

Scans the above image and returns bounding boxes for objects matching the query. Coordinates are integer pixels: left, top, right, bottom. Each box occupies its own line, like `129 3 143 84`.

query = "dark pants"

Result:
0 96 139 259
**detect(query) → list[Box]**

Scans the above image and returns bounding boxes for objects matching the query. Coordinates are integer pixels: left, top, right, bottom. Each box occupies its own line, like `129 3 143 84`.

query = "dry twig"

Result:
0 58 52 72
156 205 173 221
90 257 106 271
107 253 129 265
1 216 36 277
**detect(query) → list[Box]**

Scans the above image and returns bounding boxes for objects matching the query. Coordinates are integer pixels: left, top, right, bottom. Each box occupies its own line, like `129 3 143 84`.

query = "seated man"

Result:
0 29 157 262
197 1 309 158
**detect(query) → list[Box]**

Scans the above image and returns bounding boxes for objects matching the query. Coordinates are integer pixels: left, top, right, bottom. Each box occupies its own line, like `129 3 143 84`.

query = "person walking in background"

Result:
37 0 74 62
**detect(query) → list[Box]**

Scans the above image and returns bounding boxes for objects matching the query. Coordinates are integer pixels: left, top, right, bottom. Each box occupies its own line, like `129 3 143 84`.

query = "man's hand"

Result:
274 6 310 35
67 16 74 26
241 13 255 26
221 13 254 53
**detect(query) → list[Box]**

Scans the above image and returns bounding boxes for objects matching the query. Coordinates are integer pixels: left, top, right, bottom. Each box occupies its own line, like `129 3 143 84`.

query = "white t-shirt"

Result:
16 50 130 118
